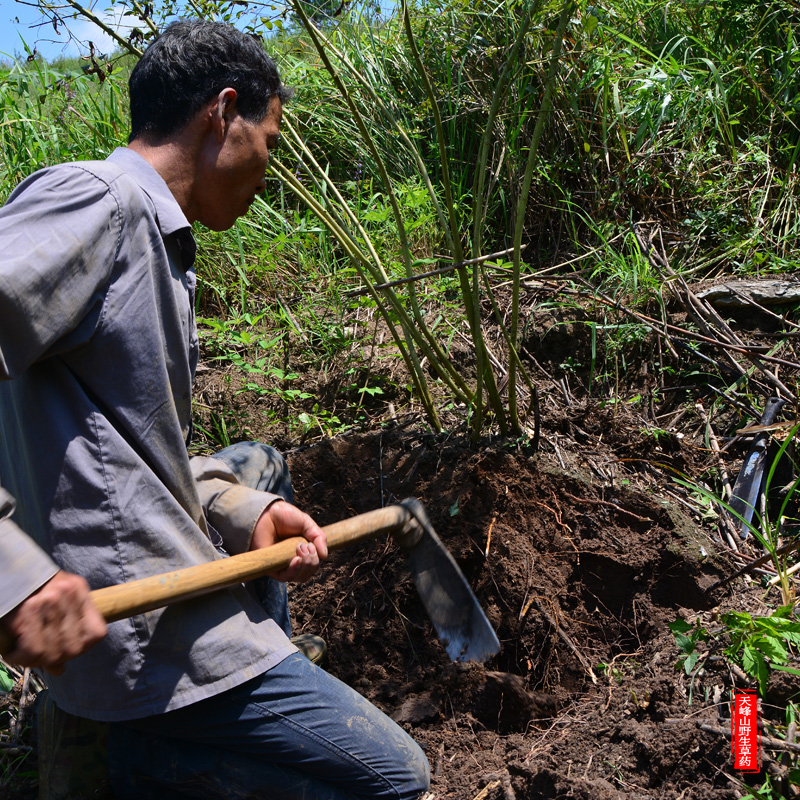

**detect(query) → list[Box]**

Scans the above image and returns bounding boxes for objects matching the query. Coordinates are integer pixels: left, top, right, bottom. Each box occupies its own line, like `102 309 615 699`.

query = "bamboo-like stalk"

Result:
467 1 539 435
292 5 434 333
270 156 462 422
275 126 473 405
507 0 573 432
290 5 460 418
290 6 483 405
401 0 507 437
270 159 445 426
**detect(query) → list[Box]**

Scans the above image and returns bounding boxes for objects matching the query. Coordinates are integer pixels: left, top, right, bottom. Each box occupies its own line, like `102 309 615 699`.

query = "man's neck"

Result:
127 133 202 224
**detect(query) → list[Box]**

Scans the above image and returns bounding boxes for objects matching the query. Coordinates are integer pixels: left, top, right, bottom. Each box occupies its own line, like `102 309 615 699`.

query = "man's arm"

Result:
0 165 119 380
0 488 106 674
191 456 327 581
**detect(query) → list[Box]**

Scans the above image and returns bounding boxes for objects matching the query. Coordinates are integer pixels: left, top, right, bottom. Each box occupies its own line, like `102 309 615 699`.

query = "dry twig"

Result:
707 537 800 591
532 598 598 685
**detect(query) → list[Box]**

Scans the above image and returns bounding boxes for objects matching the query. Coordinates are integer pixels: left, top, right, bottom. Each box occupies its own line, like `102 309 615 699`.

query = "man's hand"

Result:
0 571 107 675
251 501 328 583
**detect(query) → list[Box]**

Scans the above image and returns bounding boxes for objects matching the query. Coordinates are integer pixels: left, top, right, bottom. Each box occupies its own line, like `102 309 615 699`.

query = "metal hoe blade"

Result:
729 396 785 539
398 499 500 663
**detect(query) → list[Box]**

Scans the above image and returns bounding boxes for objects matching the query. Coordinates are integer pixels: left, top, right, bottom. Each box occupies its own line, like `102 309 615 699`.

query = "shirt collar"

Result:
107 147 192 238
107 147 197 272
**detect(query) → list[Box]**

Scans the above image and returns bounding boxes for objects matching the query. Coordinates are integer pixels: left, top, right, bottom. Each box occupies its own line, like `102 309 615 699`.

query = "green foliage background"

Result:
0 0 797 436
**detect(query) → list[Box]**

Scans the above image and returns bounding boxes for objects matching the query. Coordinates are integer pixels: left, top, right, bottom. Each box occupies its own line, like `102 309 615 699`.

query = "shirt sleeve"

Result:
189 457 283 555
0 165 121 379
0 488 59 619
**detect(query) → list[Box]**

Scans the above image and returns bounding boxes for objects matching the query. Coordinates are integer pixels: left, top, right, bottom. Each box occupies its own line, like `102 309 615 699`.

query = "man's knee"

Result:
213 441 293 501
395 737 431 800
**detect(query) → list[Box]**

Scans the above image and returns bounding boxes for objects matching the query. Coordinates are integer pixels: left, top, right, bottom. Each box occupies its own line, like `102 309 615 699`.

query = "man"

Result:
0 19 430 799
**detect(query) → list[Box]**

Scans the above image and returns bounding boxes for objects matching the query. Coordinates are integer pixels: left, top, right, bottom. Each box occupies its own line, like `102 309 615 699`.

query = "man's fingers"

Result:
1 572 107 672
268 540 320 583
304 526 328 561
253 502 328 566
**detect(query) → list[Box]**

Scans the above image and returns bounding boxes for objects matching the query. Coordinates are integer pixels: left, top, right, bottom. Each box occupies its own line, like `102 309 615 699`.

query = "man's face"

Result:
198 97 283 231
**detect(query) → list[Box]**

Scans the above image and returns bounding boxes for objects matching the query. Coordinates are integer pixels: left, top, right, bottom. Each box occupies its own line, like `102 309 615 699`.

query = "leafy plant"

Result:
724 608 800 695
0 663 14 692
670 607 800 696
668 617 710 677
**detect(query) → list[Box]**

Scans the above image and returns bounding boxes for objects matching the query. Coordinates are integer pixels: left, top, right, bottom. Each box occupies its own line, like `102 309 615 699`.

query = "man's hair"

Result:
128 20 292 142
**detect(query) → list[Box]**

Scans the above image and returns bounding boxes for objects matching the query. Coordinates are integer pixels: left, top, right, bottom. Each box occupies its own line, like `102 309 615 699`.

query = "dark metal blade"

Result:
401 499 500 663
729 397 785 538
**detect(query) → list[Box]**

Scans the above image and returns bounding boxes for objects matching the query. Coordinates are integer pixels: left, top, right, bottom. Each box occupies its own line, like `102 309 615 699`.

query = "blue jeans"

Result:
108 443 430 799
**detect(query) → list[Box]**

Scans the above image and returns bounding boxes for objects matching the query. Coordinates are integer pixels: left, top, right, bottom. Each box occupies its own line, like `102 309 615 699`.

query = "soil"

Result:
264 286 800 799
282 426 747 800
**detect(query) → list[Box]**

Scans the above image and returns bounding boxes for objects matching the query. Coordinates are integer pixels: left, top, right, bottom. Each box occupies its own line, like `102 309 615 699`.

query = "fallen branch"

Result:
562 491 652 523
694 402 732 500
472 780 502 800
698 722 800 755
346 246 524 296
707 537 800 591
727 285 800 331
561 277 800 401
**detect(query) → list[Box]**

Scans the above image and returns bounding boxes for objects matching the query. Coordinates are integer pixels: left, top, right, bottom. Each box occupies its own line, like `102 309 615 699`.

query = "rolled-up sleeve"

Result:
190 457 282 555
0 488 59 618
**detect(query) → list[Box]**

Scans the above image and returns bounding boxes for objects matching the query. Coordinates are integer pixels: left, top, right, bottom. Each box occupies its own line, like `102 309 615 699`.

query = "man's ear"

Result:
211 87 238 142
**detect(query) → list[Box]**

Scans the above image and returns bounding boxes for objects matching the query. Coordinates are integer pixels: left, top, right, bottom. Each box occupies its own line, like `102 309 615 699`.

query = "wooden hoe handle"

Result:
0 504 411 656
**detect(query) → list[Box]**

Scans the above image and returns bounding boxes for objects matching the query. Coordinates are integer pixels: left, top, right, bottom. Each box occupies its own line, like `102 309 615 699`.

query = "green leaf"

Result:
774 665 800 679
0 664 14 692
669 619 693 635
742 643 771 694
683 651 700 675
741 642 759 674
723 611 753 629
757 635 789 665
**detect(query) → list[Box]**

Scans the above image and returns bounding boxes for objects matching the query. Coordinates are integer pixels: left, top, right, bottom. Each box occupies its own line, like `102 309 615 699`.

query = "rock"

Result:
474 671 558 733
391 693 440 725
696 279 800 308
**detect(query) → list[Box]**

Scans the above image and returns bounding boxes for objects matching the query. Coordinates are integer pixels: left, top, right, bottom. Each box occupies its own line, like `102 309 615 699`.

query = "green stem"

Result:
508 0 573 433
401 0 507 436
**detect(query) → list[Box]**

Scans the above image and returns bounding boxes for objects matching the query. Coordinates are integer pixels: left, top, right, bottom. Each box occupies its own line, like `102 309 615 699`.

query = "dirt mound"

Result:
287 430 740 799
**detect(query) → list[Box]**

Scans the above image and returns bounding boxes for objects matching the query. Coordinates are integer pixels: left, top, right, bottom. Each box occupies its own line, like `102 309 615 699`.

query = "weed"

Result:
671 608 800 697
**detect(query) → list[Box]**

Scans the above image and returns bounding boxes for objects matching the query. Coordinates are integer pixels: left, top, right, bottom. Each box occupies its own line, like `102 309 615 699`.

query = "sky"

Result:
0 0 139 62
0 0 396 63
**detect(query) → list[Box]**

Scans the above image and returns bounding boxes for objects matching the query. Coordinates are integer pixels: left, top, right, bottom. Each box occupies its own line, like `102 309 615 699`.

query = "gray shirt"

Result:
0 148 296 721
0 487 59 618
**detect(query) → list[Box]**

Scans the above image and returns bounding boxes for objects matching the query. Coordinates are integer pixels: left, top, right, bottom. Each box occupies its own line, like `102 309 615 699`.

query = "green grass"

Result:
0 56 129 197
